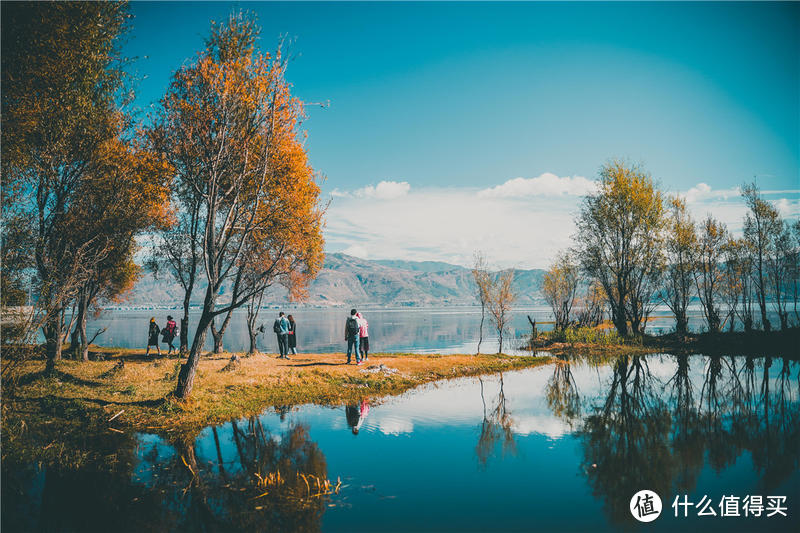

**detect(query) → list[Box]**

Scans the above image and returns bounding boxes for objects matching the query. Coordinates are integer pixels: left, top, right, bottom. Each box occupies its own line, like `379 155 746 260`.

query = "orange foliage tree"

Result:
149 13 324 398
66 131 172 360
1 2 171 370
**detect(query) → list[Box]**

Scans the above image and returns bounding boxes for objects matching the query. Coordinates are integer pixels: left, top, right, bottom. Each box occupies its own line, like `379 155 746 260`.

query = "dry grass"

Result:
2 348 551 435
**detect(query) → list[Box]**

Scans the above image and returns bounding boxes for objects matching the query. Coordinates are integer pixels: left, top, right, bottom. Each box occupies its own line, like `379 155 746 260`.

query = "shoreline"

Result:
1 349 552 439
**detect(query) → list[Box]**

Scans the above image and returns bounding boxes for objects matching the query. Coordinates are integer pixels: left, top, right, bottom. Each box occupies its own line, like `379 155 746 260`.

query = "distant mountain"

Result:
117 253 546 308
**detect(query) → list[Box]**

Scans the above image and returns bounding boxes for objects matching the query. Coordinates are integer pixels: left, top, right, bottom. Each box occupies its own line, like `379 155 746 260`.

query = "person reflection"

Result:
345 399 370 435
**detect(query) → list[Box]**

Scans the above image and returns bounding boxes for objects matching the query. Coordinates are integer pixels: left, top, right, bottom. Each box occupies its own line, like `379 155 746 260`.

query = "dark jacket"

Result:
148 322 160 345
288 320 297 348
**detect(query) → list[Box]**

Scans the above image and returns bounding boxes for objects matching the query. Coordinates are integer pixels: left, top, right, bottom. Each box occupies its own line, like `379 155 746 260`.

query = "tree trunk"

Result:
180 298 190 355
477 302 485 355
248 327 258 356
210 309 234 354
44 311 63 374
79 301 89 361
176 308 212 399
210 322 223 354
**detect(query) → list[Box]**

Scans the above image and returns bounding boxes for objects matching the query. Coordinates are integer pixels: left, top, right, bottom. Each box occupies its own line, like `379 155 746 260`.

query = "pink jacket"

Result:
356 312 369 338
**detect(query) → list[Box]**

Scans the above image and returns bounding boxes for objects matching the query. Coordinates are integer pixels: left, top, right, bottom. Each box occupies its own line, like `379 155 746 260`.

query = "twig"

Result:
108 409 125 422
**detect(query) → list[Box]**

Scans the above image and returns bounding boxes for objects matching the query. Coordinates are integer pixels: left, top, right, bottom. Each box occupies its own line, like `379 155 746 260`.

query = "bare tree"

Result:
766 221 792 330
574 280 606 328
471 251 491 355
742 182 782 331
487 270 516 354
542 251 579 331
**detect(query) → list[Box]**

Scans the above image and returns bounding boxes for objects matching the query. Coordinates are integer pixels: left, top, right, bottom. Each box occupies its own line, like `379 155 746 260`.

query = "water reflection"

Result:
3 354 798 532
476 375 517 467
3 421 334 532
345 400 370 435
569 353 800 525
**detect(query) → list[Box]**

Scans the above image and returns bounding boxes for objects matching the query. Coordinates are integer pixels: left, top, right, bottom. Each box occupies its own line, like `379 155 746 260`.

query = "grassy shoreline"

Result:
3 327 795 449
529 327 800 359
2 349 552 438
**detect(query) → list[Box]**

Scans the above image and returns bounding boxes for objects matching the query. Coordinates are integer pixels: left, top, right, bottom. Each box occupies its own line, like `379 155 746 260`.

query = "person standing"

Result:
146 317 161 357
356 312 369 362
287 314 298 355
344 309 361 364
273 312 291 359
163 315 178 355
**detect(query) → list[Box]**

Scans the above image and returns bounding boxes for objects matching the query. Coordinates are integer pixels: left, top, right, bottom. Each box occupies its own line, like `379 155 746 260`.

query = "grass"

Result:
527 324 800 359
1 348 552 437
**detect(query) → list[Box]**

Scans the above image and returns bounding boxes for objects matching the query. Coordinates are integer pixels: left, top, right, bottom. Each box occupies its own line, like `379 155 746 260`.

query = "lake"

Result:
84 305 723 355
3 353 798 532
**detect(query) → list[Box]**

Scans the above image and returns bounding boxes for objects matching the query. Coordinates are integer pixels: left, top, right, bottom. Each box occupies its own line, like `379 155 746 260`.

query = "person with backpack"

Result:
344 308 361 365
273 312 291 359
145 317 161 357
356 312 369 362
162 315 178 355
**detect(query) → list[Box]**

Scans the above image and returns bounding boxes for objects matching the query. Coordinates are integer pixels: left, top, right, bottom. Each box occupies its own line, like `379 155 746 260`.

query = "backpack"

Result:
273 319 281 334
346 317 359 338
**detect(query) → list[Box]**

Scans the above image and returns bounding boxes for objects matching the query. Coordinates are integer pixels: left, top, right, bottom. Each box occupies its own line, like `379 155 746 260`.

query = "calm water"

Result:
84 306 721 354
3 353 798 532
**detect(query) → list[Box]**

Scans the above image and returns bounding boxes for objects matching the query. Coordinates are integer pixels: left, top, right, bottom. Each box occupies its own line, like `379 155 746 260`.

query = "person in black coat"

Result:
287 314 298 355
145 317 161 357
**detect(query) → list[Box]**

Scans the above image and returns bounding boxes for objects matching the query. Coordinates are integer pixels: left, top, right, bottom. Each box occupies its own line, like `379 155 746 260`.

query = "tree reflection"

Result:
2 419 334 532
574 352 800 526
579 355 673 523
476 374 517 467
545 356 582 429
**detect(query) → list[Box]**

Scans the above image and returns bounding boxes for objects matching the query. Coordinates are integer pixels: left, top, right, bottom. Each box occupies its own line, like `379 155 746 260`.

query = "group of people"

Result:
146 308 371 362
344 308 369 365
146 315 178 356
272 308 370 364
271 312 298 359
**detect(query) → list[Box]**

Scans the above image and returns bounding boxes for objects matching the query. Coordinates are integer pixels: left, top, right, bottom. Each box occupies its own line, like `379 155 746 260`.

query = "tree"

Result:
66 133 172 360
791 221 800 324
146 182 204 354
659 197 697 335
742 182 782 331
694 216 728 333
471 251 491 355
575 160 666 337
542 252 580 331
151 13 325 399
720 238 748 332
486 270 516 353
2 1 134 370
574 280 606 328
766 221 792 330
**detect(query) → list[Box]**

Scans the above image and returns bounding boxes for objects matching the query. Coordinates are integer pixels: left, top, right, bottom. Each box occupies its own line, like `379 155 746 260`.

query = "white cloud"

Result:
326 182 580 269
478 173 597 198
680 182 799 235
342 244 368 258
324 177 798 268
354 180 411 200
683 182 740 203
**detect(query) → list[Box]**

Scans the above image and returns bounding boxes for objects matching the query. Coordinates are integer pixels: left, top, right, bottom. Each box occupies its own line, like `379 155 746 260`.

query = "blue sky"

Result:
127 1 799 268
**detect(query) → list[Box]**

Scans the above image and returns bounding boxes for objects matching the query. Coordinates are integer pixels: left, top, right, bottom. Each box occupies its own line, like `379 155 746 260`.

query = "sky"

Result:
126 1 800 269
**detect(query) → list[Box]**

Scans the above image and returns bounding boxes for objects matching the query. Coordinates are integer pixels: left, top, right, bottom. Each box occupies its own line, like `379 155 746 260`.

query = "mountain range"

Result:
121 253 546 308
